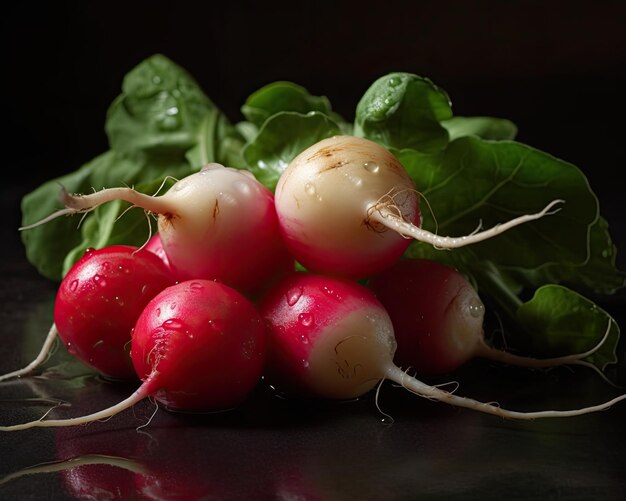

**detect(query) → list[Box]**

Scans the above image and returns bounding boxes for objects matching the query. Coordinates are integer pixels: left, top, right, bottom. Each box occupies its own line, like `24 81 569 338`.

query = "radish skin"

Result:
368 258 611 375
275 135 562 278
0 245 174 382
31 164 294 294
260 273 626 419
1 280 266 430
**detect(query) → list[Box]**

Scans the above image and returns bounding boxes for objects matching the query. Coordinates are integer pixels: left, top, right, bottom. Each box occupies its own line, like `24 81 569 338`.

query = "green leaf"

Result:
442 116 518 141
354 72 452 152
516 285 619 371
105 54 216 161
503 217 626 296
185 109 247 169
397 136 599 270
21 54 226 280
241 81 340 127
242 111 341 191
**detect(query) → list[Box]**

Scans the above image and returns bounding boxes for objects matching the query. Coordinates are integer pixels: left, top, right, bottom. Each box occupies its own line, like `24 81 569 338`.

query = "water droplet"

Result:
163 319 185 330
233 180 251 196
322 286 342 301
93 275 107 287
363 162 380 173
101 261 110 269
208 319 224 333
170 303 177 310
388 77 400 88
286 287 303 306
298 313 314 327
300 334 309 345
115 296 125 307
468 296 485 318
69 280 79 292
381 416 395 425
188 282 205 292
156 308 161 317
84 248 95 256
304 182 317 196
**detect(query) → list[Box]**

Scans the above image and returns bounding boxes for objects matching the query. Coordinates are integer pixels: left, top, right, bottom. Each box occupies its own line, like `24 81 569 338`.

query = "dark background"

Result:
3 0 626 259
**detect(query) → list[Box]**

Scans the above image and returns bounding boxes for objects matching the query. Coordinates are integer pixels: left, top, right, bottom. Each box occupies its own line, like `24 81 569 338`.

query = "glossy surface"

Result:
2 186 626 497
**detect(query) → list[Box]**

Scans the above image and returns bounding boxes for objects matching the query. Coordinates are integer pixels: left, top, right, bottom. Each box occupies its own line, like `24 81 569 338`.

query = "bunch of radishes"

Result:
2 136 624 431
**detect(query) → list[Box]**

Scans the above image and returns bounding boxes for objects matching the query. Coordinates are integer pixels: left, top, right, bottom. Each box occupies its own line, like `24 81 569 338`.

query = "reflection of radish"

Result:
0 245 174 382
369 258 610 375
260 272 626 419
44 164 294 293
1 280 266 430
275 135 561 278
132 427 276 499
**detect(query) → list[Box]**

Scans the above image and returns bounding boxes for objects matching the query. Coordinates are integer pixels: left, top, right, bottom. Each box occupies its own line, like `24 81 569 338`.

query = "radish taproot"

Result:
27 164 294 294
259 272 626 419
368 258 611 375
0 280 266 430
0 245 175 382
274 135 562 278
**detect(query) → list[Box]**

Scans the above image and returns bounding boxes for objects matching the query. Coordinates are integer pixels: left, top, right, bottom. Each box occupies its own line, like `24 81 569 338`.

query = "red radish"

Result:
0 245 174 382
274 135 561 278
368 258 610 375
260 272 626 419
29 164 294 294
0 280 266 430
144 233 171 270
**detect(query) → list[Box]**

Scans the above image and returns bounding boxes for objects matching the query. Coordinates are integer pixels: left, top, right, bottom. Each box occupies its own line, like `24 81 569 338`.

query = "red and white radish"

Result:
368 258 610 375
33 164 294 294
274 135 561 278
0 245 174 382
0 280 266 430
259 272 625 419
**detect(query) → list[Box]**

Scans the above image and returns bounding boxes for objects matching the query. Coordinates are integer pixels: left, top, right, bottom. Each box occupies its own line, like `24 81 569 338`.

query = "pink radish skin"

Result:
44 164 294 294
1 280 266 430
0 245 174 382
369 258 611 375
144 233 171 271
260 273 626 419
275 135 562 279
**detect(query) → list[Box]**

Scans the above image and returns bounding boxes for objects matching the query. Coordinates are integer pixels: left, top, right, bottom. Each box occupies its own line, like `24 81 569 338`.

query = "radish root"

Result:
370 198 564 248
0 324 59 382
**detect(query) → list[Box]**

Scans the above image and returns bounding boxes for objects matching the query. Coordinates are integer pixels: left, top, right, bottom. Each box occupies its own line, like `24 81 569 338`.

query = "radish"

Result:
0 245 174 382
29 164 294 294
144 233 171 270
0 280 266 430
368 258 611 375
274 135 562 278
259 272 626 419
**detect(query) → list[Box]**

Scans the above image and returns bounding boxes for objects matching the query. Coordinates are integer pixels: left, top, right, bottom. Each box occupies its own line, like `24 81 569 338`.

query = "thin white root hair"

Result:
370 199 565 249
0 324 59 382
384 364 626 419
374 378 395 425
152 176 180 196
0 383 151 431
136 398 160 431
